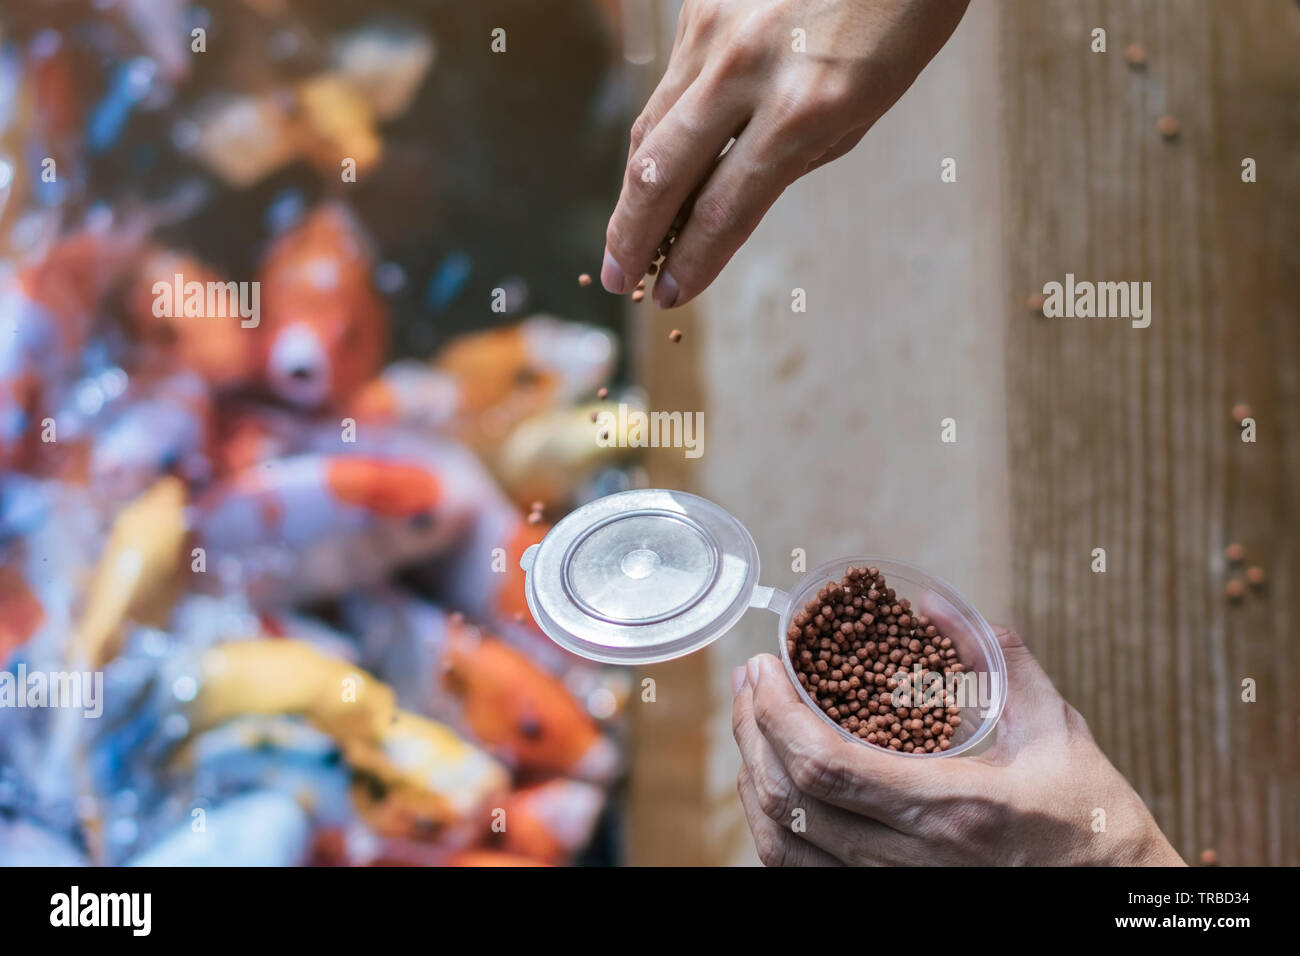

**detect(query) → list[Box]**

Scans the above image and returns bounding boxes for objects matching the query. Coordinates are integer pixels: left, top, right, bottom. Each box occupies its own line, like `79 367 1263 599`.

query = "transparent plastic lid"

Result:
521 489 763 664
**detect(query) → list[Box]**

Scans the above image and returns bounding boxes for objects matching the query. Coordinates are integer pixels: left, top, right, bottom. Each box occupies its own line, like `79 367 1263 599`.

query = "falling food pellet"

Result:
1246 566 1266 587
596 387 608 400
668 329 682 343
1231 403 1251 424
1157 115 1180 139
1124 43 1146 67
1225 579 1245 602
529 500 544 515
1200 849 1218 866
631 289 644 303
589 410 599 423
1224 542 1245 563
1026 292 1046 313
577 273 592 287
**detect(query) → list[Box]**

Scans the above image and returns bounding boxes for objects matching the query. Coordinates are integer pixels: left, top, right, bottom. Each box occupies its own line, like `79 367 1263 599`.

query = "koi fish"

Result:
194 453 479 605
433 315 615 450
293 75 383 177
348 360 461 432
128 790 313 867
86 371 213 502
175 714 357 831
72 475 189 670
441 631 618 782
188 90 303 188
190 639 396 745
344 589 617 782
258 204 388 410
178 643 505 857
422 488 559 664
489 401 636 511
344 709 508 845
208 401 302 478
331 21 436 122
495 779 606 864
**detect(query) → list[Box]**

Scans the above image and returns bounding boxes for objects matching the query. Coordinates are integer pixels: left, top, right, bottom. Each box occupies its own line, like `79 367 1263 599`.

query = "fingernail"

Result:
745 656 761 689
653 270 679 308
601 251 628 294
731 665 746 694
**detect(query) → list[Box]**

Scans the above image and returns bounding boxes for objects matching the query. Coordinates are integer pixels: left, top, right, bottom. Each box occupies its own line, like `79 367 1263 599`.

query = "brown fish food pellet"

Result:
668 329 682 343
785 566 970 753
577 273 592 287
631 289 645 303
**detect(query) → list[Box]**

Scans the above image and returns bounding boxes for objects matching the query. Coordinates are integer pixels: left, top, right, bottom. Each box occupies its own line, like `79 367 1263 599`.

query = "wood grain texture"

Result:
1000 0 1300 865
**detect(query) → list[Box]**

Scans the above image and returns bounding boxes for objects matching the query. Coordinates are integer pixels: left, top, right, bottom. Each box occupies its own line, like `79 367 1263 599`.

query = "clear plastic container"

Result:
522 489 1007 757
775 557 1006 758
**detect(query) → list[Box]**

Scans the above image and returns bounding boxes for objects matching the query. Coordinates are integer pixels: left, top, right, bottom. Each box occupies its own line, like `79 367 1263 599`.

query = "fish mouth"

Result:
267 323 332 407
570 734 619 784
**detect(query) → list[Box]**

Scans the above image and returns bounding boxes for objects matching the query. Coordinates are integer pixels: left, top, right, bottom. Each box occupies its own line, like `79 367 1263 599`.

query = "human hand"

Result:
602 0 970 307
731 626 1185 866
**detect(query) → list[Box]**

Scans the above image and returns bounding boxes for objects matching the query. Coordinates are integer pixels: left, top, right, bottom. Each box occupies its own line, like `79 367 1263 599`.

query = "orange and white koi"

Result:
343 589 618 782
194 453 479 605
258 204 388 410
348 360 461 432
432 315 615 450
495 779 606 864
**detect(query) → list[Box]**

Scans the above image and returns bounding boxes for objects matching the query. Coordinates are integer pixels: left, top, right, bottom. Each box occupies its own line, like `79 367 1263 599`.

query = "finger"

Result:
746 653 967 828
734 673 917 865
603 82 747 294
737 767 844 867
652 111 802 308
626 66 692 162
917 595 1053 710
918 600 1080 756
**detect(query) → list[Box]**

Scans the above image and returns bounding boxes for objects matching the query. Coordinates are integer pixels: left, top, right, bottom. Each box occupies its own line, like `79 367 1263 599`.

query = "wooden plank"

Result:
1000 0 1300 866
